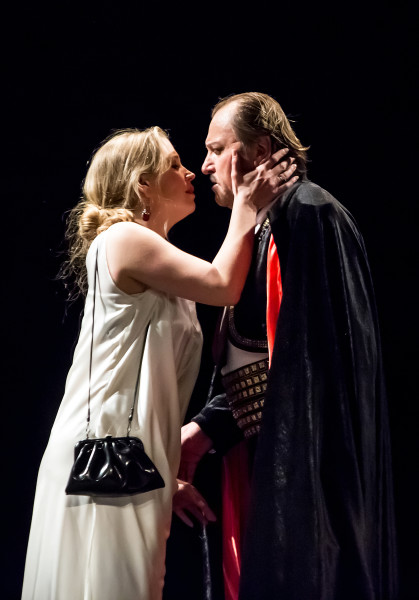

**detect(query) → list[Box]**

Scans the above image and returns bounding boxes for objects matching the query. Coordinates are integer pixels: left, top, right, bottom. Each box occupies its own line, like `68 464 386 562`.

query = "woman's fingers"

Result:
257 151 297 186
275 164 299 194
277 162 298 183
231 150 238 177
231 149 240 195
272 156 294 176
261 157 298 194
262 146 289 168
273 146 290 161
277 175 299 194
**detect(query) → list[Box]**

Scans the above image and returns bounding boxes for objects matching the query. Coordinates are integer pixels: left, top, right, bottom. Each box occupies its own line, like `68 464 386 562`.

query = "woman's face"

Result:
149 141 196 218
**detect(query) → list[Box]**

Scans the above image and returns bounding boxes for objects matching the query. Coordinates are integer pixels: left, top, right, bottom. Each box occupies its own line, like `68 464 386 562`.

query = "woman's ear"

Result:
138 176 151 199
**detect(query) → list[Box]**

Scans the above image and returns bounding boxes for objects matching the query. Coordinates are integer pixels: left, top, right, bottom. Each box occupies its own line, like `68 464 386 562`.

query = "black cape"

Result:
238 181 398 599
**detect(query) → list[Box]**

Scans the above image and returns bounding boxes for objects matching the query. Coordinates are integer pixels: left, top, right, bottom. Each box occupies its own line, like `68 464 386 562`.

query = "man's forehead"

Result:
214 101 238 124
205 106 238 147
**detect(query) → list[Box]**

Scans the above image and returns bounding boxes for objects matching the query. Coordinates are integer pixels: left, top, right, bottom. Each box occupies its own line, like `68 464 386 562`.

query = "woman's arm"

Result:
107 149 297 306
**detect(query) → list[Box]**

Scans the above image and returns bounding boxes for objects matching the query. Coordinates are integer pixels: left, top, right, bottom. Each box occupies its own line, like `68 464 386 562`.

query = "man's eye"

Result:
212 148 222 155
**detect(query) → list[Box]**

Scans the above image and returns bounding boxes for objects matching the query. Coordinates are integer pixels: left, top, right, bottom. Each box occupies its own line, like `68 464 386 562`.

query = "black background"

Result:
3 1 418 598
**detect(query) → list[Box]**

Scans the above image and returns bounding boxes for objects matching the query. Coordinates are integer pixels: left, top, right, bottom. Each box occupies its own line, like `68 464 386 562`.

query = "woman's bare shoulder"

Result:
106 221 161 248
107 220 146 237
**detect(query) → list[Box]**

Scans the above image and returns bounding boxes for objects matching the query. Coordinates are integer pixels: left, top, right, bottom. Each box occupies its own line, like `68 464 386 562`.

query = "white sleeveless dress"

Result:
22 227 203 600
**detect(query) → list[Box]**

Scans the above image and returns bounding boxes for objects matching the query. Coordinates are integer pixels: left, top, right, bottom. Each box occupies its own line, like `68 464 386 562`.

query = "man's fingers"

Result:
193 492 217 522
188 500 216 525
195 497 217 522
187 504 209 525
174 508 194 528
203 504 217 522
173 480 217 527
175 499 210 527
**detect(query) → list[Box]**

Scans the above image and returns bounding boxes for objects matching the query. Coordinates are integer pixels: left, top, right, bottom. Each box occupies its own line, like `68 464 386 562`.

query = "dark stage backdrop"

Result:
3 2 418 599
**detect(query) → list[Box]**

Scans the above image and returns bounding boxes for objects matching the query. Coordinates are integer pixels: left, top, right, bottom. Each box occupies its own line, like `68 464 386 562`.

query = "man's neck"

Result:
257 197 278 225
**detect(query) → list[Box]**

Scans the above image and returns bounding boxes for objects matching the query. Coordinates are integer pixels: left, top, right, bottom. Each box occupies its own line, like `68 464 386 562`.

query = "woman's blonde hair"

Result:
212 92 309 177
60 126 172 298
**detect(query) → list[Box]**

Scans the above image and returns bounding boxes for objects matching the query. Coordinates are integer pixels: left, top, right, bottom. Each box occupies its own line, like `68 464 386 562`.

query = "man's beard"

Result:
214 186 234 209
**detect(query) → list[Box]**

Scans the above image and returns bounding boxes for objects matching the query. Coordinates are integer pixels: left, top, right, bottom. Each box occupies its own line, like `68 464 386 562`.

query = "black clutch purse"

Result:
65 247 164 497
65 435 164 496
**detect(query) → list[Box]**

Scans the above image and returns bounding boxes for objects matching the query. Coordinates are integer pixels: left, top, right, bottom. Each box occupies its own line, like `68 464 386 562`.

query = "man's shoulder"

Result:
270 180 339 221
289 180 337 208
270 180 358 237
286 180 353 222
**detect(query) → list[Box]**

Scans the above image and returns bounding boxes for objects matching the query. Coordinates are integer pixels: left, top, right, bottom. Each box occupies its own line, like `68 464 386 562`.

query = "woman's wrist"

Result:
233 189 258 211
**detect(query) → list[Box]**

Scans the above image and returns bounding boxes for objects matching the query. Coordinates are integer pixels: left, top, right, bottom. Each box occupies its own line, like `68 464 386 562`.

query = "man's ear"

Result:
254 135 272 165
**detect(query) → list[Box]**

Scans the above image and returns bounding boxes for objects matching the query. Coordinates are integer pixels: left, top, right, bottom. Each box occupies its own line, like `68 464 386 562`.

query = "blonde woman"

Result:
21 126 296 600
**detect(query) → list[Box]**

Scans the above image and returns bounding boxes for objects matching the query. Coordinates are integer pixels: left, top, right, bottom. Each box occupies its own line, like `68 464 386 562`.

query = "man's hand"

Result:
178 421 213 483
172 479 217 528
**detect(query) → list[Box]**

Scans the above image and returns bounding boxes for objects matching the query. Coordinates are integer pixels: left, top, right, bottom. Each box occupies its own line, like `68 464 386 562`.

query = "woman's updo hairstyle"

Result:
61 126 171 298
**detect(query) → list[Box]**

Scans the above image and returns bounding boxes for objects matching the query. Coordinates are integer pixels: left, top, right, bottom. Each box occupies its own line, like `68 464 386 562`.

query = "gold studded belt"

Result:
221 358 269 439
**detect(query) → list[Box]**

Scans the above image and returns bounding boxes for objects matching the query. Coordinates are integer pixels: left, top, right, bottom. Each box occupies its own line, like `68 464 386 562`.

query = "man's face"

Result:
202 104 242 208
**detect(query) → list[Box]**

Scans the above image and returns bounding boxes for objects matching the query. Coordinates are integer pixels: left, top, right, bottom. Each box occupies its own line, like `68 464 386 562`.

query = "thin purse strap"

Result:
86 242 150 439
86 245 99 439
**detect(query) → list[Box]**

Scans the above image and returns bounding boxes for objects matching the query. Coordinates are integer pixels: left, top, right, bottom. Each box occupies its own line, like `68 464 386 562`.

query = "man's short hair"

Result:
212 92 309 177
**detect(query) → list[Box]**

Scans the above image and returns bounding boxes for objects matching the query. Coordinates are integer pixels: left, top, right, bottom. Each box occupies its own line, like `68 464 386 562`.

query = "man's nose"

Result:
201 154 213 175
